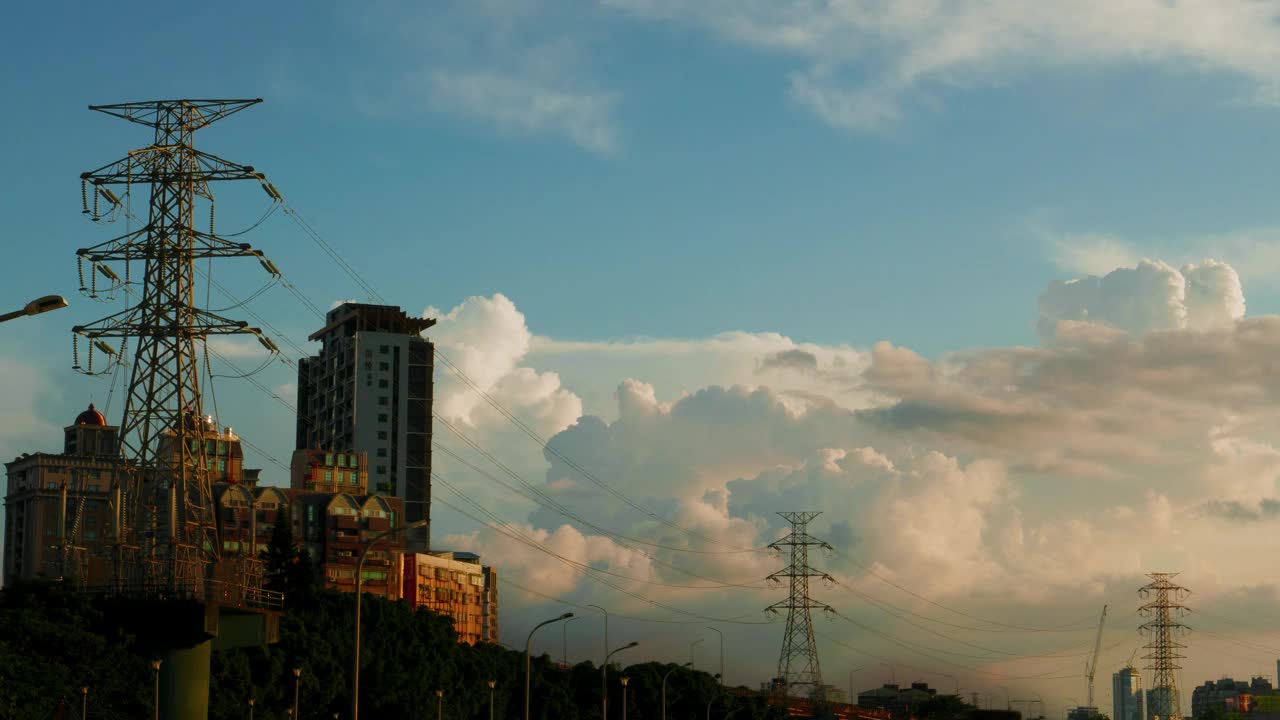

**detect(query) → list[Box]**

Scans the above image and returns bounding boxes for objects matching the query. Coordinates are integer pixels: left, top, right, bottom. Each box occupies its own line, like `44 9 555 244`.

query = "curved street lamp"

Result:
604 641 639 720
690 638 704 669
526 613 574 720
705 626 724 687
588 604 609 719
0 295 67 325
663 662 692 720
351 517 430 720
488 680 497 720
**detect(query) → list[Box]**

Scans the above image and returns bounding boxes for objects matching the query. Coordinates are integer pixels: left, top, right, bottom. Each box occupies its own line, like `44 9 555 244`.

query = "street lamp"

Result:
351 517 430 720
1 295 67 325
690 638 704 669
563 615 578 666
151 658 161 720
663 662 692 720
526 612 574 720
621 676 630 720
293 665 302 719
436 689 443 720
604 641 639 720
488 680 496 720
588 603 609 720
704 626 724 687
848 667 865 706
80 686 88 720
248 698 254 720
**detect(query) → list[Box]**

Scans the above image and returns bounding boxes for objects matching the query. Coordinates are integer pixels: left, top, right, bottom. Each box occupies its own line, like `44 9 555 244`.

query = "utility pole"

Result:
1139 573 1191 720
73 98 281 594
765 511 834 700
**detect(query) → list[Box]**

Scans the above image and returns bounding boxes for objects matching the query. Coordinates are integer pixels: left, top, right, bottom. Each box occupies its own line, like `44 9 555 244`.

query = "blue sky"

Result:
11 0 1280 704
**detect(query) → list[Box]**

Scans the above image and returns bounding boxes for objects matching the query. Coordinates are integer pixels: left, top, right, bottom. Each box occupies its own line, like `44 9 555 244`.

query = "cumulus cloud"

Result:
1036 259 1245 342
0 356 60 461
602 0 1280 131
426 293 582 437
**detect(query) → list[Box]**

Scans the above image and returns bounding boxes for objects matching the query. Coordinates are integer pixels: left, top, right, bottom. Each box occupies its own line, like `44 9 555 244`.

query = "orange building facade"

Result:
401 551 498 645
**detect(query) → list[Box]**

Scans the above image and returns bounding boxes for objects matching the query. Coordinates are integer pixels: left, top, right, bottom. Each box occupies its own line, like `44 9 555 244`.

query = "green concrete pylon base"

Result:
160 640 212 720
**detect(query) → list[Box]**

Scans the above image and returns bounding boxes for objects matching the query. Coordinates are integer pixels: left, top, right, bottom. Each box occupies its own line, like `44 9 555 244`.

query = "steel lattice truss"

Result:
766 511 834 698
73 99 272 594
1138 572 1191 720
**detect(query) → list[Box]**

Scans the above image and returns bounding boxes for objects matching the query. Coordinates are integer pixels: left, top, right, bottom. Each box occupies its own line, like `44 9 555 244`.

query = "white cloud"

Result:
1036 258 1245 341
426 293 583 436
425 69 619 154
602 0 1280 130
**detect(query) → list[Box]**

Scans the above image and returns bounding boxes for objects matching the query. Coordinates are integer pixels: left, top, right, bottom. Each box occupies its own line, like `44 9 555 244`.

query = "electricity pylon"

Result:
766 511 834 699
1139 573 1191 720
73 99 279 594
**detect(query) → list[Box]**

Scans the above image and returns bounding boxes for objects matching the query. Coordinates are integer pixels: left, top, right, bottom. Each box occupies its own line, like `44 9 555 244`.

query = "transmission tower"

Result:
766 511 834 699
73 99 279 595
1138 573 1191 720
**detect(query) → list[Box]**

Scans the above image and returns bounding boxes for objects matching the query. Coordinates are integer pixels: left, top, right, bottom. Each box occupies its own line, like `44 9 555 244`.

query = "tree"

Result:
917 693 978 720
259 504 315 600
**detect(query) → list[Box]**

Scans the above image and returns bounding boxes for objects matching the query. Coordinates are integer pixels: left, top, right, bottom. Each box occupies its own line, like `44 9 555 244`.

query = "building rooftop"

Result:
308 302 437 341
74 403 108 427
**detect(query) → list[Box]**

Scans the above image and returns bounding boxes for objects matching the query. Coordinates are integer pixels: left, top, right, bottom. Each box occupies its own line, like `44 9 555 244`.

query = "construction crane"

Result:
1086 605 1109 707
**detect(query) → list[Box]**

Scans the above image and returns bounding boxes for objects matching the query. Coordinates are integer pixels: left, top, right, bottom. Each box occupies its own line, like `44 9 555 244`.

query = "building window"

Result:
349 456 359 469
377 431 387 440
378 379 388 388
377 448 387 457
376 465 387 474
380 345 389 354
218 459 226 472
378 414 388 423
379 362 389 371
325 453 334 465
378 396 388 406
325 470 333 483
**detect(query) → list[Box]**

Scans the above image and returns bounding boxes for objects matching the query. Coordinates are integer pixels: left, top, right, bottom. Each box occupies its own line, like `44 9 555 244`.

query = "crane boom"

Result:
1086 605 1108 707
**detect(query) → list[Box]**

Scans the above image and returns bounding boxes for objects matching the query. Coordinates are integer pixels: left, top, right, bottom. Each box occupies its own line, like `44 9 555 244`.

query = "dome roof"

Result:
75 403 107 427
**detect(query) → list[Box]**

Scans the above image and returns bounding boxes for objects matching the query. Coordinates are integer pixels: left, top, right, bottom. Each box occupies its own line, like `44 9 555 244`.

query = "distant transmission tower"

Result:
1138 572 1191 720
766 511 834 699
73 99 279 593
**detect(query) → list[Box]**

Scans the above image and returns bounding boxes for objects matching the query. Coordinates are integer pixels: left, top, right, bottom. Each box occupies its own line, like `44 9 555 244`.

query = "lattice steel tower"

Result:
1139 573 1191 720
73 99 278 594
766 511 834 698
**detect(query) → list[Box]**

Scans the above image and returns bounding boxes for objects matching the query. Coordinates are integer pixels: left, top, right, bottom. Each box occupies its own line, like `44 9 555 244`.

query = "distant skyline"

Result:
6 1 1280 711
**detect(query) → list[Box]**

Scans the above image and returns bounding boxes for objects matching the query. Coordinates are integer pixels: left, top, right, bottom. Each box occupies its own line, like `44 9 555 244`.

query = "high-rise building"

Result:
1115 667 1146 720
3 404 123 586
1190 677 1273 719
401 551 498 644
296 303 435 552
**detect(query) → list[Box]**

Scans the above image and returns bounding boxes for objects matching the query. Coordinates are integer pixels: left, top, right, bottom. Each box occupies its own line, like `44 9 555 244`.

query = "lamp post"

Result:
351 518 430 720
848 667 864 706
293 666 302 719
80 686 88 720
604 641 639 720
151 659 161 720
621 677 630 720
690 638 704 669
563 615 578 666
248 698 254 720
526 612 574 720
436 689 443 720
663 662 692 720
0 295 67 325
488 680 496 720
588 604 609 719
704 626 723 686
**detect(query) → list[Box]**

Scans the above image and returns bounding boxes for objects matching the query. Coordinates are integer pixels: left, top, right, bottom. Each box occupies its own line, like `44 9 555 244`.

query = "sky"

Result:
7 0 1280 713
